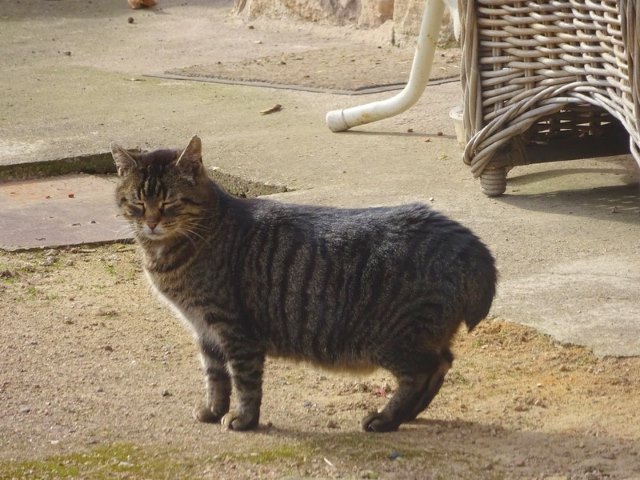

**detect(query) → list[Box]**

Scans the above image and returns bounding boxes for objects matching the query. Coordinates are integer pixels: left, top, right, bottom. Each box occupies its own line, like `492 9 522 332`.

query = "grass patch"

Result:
0 443 199 480
1 443 312 479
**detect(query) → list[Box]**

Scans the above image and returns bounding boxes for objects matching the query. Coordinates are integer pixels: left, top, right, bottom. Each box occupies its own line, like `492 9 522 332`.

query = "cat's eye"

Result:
160 201 180 215
126 201 145 217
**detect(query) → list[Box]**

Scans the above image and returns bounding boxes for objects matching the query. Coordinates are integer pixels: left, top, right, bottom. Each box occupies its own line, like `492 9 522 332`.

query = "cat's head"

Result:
111 135 211 242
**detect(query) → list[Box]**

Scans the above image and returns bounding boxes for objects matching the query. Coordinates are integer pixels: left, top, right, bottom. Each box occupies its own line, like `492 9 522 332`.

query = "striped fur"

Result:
111 136 497 432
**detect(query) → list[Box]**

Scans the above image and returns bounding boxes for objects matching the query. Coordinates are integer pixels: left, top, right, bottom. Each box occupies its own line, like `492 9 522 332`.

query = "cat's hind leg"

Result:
193 339 232 423
220 348 265 431
401 347 453 422
362 349 449 432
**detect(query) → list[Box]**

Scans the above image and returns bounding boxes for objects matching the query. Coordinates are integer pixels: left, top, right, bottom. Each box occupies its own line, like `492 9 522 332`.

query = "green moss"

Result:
0 443 310 480
0 437 506 479
0 443 198 480
103 263 117 276
25 286 38 298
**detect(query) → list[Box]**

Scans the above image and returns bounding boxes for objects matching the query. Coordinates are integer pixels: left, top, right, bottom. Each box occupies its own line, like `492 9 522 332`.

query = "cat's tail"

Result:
462 241 497 332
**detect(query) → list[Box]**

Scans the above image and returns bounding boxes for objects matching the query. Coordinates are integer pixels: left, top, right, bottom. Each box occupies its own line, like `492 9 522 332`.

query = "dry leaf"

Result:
128 0 156 9
260 104 282 115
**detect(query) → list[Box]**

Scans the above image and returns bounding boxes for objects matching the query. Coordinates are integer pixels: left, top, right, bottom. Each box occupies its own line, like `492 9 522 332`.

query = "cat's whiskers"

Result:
174 227 199 249
176 217 208 246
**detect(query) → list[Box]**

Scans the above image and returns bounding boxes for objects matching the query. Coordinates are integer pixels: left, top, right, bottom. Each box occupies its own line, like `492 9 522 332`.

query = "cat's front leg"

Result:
193 338 231 423
220 348 265 431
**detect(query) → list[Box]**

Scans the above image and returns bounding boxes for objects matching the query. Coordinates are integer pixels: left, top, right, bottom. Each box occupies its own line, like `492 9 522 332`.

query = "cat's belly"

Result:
265 331 379 373
267 349 378 374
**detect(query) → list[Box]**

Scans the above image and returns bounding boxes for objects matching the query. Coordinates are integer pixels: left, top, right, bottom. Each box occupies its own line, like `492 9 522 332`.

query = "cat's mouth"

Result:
144 231 164 240
141 225 168 240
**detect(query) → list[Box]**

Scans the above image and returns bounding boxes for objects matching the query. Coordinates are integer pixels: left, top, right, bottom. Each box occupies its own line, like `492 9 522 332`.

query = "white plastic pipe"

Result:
326 0 445 132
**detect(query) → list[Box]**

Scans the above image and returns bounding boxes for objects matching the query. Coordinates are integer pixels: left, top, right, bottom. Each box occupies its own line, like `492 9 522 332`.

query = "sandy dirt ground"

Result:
1 245 639 479
1 0 639 478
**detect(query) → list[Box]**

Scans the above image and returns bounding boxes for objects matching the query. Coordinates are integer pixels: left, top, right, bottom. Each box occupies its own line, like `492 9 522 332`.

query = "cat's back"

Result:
242 198 494 290
246 199 473 249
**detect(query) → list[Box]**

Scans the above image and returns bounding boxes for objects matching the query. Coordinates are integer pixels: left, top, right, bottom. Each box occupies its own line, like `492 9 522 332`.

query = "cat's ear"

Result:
110 142 138 177
176 135 204 178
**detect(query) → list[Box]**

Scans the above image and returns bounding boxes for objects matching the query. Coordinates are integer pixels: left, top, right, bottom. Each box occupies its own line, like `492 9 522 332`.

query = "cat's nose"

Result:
146 221 158 231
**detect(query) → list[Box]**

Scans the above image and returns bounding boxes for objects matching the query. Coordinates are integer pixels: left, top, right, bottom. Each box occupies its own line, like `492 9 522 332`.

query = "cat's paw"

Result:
221 410 259 431
193 403 227 424
361 412 400 433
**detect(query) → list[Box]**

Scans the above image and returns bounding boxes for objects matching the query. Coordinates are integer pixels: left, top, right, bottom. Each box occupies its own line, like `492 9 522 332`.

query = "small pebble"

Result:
128 17 134 23
388 451 402 460
161 389 171 397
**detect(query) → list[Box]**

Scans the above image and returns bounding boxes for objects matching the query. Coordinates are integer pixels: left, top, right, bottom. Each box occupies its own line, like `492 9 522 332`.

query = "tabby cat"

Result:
111 136 497 432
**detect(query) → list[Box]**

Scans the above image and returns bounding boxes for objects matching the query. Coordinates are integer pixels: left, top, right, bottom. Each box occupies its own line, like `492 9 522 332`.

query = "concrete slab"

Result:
497 256 640 357
0 174 129 250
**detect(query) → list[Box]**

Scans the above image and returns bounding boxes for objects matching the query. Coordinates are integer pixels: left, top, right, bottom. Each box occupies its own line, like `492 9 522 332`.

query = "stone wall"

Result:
233 0 455 46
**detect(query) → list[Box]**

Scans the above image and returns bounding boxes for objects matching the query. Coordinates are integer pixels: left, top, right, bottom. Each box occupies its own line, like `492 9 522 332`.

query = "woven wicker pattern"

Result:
460 0 640 195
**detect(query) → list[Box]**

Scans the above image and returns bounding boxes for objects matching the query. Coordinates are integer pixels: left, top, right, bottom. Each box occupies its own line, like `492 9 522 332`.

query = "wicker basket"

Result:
460 0 640 196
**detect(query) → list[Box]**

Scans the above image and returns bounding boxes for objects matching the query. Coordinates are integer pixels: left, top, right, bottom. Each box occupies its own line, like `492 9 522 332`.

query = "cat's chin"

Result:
139 231 169 242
